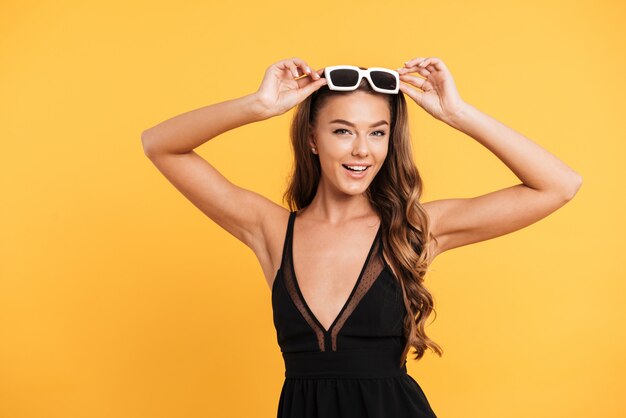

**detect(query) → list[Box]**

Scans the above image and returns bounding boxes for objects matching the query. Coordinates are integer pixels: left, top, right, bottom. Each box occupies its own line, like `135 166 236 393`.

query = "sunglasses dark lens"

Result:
329 69 360 87
370 71 397 90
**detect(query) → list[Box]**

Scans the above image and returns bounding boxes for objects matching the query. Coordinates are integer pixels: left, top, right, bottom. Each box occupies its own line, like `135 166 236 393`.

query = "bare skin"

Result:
141 57 582 330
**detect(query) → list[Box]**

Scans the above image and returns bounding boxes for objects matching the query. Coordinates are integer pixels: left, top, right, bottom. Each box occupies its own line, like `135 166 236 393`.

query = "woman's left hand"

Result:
397 57 467 123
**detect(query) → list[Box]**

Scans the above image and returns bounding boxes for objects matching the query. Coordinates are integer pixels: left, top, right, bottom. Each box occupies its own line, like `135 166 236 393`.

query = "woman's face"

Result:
309 91 391 197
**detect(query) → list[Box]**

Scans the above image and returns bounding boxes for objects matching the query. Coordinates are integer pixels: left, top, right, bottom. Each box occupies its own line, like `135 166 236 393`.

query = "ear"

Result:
308 125 317 149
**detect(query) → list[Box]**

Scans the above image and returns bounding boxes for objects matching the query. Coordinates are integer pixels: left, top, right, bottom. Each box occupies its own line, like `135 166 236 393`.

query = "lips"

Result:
342 164 370 172
342 164 370 179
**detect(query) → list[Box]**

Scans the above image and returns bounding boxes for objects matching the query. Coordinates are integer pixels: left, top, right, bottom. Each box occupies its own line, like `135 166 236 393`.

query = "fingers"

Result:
273 57 325 92
296 70 327 90
298 64 327 95
304 75 328 93
398 81 424 106
404 56 443 70
397 63 430 89
403 57 426 67
398 56 445 75
398 66 431 77
398 73 426 90
280 57 321 80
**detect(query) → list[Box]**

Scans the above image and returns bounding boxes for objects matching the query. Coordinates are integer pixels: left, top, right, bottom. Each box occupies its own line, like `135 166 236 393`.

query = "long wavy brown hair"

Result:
282 68 444 365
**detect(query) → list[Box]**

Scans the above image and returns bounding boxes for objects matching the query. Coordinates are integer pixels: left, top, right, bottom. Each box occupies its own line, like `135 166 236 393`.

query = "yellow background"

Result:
1 1 624 417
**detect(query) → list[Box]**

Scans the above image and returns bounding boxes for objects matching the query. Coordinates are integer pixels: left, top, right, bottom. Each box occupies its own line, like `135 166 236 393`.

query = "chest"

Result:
290 222 382 332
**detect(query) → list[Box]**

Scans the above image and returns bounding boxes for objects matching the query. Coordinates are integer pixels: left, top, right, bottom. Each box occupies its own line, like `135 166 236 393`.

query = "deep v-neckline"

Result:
290 211 382 334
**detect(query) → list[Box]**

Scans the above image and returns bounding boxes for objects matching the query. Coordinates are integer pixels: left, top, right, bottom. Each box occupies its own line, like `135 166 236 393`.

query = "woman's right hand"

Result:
252 57 327 118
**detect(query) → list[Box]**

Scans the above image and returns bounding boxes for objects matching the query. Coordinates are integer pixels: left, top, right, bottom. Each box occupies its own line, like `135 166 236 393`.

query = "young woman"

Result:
141 57 582 417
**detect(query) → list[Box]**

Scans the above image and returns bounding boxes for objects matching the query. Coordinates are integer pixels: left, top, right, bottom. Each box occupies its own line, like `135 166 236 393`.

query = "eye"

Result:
333 128 351 135
333 128 387 136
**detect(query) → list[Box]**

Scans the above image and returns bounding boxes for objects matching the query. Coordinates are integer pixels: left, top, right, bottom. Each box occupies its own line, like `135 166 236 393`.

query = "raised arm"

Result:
140 58 327 266
141 93 272 252
397 56 582 256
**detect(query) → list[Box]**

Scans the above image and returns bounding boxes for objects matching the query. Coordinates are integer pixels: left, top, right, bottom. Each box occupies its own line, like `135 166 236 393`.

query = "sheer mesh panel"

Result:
283 211 386 352
283 212 326 352
330 235 385 351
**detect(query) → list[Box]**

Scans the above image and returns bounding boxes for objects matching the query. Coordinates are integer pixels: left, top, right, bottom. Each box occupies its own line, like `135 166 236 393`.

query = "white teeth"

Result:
345 165 368 171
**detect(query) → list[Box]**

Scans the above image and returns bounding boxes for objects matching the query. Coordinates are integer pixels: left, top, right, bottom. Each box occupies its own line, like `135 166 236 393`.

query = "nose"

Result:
352 134 370 157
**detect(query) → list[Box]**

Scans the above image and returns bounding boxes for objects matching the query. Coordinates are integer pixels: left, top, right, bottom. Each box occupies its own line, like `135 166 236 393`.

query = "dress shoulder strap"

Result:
279 210 297 270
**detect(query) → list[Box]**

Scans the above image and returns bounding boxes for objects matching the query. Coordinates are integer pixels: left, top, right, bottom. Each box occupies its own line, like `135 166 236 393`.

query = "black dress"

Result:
271 210 438 418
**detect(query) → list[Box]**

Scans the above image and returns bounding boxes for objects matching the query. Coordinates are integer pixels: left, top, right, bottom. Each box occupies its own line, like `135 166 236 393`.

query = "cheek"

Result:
320 143 350 162
375 141 390 159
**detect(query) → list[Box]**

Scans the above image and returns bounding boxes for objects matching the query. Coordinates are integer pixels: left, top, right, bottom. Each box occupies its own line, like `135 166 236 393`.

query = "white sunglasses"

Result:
322 65 400 94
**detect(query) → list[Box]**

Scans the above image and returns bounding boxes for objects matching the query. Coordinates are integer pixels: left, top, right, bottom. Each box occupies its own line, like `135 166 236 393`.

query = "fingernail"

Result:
306 66 311 73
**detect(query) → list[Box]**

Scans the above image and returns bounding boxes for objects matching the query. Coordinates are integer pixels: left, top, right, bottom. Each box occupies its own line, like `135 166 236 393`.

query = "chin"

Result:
338 180 372 195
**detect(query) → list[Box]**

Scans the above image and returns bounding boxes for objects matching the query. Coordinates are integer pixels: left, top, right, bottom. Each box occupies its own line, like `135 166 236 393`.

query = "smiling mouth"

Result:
342 164 370 172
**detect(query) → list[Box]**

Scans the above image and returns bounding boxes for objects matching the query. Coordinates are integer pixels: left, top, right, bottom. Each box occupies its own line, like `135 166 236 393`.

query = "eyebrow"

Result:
329 119 389 128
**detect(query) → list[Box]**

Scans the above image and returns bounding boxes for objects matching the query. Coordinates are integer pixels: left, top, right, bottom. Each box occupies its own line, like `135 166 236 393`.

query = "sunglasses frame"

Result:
323 65 400 94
